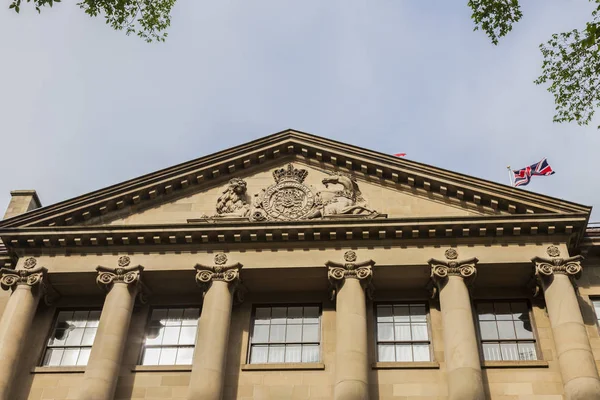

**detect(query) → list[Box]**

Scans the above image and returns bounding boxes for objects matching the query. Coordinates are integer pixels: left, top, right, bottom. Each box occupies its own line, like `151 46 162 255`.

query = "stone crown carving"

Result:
0 265 58 304
194 253 243 292
96 265 144 292
428 256 478 297
208 163 383 222
532 246 583 281
326 251 375 300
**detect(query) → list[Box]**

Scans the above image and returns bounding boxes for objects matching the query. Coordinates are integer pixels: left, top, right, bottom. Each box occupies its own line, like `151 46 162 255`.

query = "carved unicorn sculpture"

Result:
307 172 378 219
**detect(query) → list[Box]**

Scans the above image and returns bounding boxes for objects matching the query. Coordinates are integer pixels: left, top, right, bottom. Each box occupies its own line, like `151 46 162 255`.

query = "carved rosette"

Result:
428 255 479 297
532 246 583 293
194 253 243 296
326 251 375 300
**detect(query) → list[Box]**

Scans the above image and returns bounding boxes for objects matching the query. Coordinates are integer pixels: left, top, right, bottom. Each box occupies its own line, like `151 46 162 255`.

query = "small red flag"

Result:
394 153 406 157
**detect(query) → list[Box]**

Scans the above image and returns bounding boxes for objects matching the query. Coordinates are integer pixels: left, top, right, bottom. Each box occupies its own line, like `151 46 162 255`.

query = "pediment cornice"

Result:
0 129 590 232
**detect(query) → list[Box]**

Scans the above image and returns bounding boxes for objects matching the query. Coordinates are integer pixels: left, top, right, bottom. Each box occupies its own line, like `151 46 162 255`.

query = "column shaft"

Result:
542 274 600 400
334 278 369 400
188 280 233 400
439 276 484 400
0 285 41 400
79 282 138 400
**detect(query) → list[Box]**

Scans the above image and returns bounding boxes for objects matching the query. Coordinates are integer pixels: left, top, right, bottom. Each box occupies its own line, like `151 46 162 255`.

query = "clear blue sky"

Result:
1 1 598 218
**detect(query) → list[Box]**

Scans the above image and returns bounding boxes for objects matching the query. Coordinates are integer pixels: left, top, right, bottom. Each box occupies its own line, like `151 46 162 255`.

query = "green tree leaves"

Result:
9 0 176 42
468 0 522 45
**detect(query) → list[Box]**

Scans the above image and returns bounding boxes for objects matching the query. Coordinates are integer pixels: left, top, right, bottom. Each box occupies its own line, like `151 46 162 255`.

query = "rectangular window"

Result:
249 305 321 364
375 303 431 362
140 307 200 366
42 309 100 366
476 301 537 361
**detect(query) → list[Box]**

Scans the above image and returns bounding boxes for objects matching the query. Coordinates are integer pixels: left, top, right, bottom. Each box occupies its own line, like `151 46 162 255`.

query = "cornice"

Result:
0 213 586 251
0 129 590 230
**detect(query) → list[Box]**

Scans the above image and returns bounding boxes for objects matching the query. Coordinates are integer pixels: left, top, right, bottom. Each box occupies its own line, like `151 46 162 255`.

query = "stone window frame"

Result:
247 304 323 365
372 301 434 363
40 308 102 367
473 299 541 362
137 306 201 366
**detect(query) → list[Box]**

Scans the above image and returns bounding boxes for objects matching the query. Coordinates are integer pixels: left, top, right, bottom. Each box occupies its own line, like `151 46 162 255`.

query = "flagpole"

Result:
507 166 514 187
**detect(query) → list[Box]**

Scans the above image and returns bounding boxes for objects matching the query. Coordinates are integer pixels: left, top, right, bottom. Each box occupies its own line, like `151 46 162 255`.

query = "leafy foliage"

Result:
534 4 600 127
468 0 522 45
8 0 176 42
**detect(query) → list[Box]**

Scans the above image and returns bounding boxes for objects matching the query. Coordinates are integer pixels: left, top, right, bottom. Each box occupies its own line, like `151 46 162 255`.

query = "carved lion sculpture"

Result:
215 178 250 217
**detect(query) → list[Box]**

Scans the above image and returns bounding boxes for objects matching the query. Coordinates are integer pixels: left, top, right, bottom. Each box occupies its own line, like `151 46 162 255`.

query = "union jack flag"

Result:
512 158 555 187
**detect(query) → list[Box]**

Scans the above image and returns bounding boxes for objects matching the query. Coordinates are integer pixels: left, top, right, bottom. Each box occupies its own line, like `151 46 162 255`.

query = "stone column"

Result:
533 246 600 400
187 253 242 400
327 250 374 400
79 257 143 400
0 263 48 400
429 249 484 400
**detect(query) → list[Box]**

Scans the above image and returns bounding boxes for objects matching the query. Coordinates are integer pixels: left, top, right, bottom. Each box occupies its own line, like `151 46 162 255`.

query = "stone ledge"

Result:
31 366 85 374
482 360 549 369
372 361 440 370
241 362 325 371
131 365 192 372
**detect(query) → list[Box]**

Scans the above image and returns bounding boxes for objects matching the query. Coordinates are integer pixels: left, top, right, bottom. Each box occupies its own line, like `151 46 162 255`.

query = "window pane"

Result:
162 327 181 345
511 302 529 320
500 342 519 360
269 325 286 342
43 348 63 366
182 308 200 325
302 345 320 363
287 307 303 324
176 347 194 365
87 311 101 327
56 311 73 324
151 309 168 324
302 325 319 343
61 349 79 366
477 303 495 320
81 328 97 346
393 305 410 322
594 301 600 321
413 344 431 362
76 348 91 366
255 308 271 324
166 309 184 326
267 345 285 363
394 323 411 341
378 344 395 362
49 329 68 346
411 323 429 341
71 311 89 327
377 306 393 323
303 307 319 324
517 342 537 360
514 320 534 339
271 307 287 324
495 303 512 320
396 344 413 362
141 348 161 365
409 305 427 322
65 328 85 346
252 325 270 344
497 321 517 340
179 326 197 345
377 323 394 341
482 343 501 361
479 321 499 340
286 325 302 342
159 347 177 365
285 345 302 362
250 345 268 364
145 324 164 346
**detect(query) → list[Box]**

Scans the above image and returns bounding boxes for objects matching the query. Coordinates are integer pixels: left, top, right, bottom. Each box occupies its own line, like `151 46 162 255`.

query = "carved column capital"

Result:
194 253 243 297
326 251 375 300
428 251 478 297
531 246 583 293
96 257 144 295
0 266 47 291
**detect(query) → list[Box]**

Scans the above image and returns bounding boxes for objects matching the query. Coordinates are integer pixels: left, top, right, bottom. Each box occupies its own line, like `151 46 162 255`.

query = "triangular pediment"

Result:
0 129 590 231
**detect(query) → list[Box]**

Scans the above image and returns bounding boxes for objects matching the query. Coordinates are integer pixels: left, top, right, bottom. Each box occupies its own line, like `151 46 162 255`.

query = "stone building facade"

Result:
0 129 599 400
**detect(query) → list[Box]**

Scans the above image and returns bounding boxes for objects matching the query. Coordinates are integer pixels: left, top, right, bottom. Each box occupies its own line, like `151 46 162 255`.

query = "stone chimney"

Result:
3 190 42 220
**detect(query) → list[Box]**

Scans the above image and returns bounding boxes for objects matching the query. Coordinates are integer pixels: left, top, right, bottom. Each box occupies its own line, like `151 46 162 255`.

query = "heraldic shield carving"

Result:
204 163 384 222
